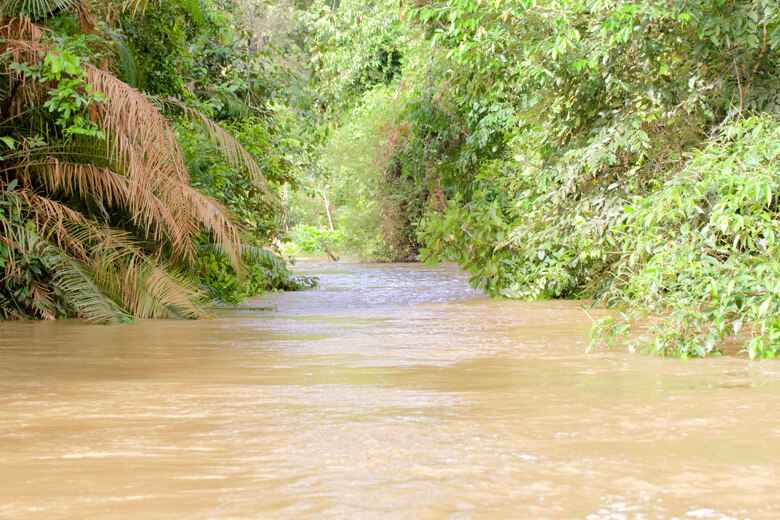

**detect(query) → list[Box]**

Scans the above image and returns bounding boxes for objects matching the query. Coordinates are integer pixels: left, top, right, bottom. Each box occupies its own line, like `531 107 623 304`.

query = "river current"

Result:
0 260 778 519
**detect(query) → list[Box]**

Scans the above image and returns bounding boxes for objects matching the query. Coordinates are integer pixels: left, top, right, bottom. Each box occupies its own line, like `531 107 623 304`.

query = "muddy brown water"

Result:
0 260 778 519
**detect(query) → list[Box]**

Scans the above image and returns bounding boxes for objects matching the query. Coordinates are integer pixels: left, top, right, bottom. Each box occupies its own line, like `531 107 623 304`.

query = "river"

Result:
0 260 778 519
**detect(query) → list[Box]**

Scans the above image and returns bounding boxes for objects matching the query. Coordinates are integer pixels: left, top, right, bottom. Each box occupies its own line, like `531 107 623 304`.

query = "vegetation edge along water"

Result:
1 0 779 358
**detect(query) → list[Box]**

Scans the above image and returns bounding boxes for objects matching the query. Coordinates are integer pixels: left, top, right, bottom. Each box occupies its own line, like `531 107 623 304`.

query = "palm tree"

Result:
0 0 275 322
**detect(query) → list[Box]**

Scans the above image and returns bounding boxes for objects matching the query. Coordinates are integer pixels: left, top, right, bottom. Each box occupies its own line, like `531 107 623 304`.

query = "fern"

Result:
113 38 138 88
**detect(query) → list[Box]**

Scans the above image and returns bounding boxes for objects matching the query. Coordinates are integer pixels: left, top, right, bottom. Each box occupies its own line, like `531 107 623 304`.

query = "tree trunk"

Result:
321 190 334 231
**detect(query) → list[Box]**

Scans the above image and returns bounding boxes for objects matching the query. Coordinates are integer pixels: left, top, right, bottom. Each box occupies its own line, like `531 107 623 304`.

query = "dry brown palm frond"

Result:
2 28 245 263
0 8 263 321
161 97 275 200
0 197 129 323
0 46 187 235
86 67 189 182
181 184 243 269
0 224 27 285
0 23 48 119
84 66 207 258
0 13 46 40
22 158 186 249
15 187 94 259
29 279 56 319
1 53 215 260
0 299 25 320
23 195 161 275
14 189 206 319
73 0 97 32
44 209 205 319
88 0 156 24
15 188 139 268
12 180 215 319
60 223 200 320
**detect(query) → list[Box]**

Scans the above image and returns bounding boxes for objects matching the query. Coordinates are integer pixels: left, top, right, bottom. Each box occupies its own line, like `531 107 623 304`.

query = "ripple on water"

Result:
0 260 778 519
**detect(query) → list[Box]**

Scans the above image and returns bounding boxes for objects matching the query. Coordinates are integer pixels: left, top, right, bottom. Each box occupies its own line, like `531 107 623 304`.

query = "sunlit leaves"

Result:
405 0 780 358
595 116 780 358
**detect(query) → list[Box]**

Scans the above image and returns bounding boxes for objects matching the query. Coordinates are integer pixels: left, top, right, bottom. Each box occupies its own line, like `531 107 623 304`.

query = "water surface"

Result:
0 260 778 519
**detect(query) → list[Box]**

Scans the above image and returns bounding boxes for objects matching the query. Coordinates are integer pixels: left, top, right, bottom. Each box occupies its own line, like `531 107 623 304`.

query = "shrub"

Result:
593 116 780 359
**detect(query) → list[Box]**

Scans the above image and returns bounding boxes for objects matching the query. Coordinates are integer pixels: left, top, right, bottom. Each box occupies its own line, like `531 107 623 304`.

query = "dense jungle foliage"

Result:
2 0 779 358
0 0 314 322
287 0 780 358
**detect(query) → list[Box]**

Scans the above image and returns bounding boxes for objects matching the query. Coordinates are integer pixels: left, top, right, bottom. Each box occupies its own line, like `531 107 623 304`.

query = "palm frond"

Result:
73 0 96 32
85 66 206 258
10 189 204 319
42 238 128 323
0 196 128 323
182 184 242 269
14 187 95 260
23 158 185 250
86 65 190 186
239 244 287 272
160 97 275 199
0 0 76 20
91 253 205 319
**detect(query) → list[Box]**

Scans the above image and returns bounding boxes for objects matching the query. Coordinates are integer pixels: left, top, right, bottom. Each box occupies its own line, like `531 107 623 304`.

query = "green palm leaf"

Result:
0 0 76 20
0 194 128 323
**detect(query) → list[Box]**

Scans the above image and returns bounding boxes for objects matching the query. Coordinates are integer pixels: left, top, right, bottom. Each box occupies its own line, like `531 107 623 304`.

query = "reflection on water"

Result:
0 260 778 519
